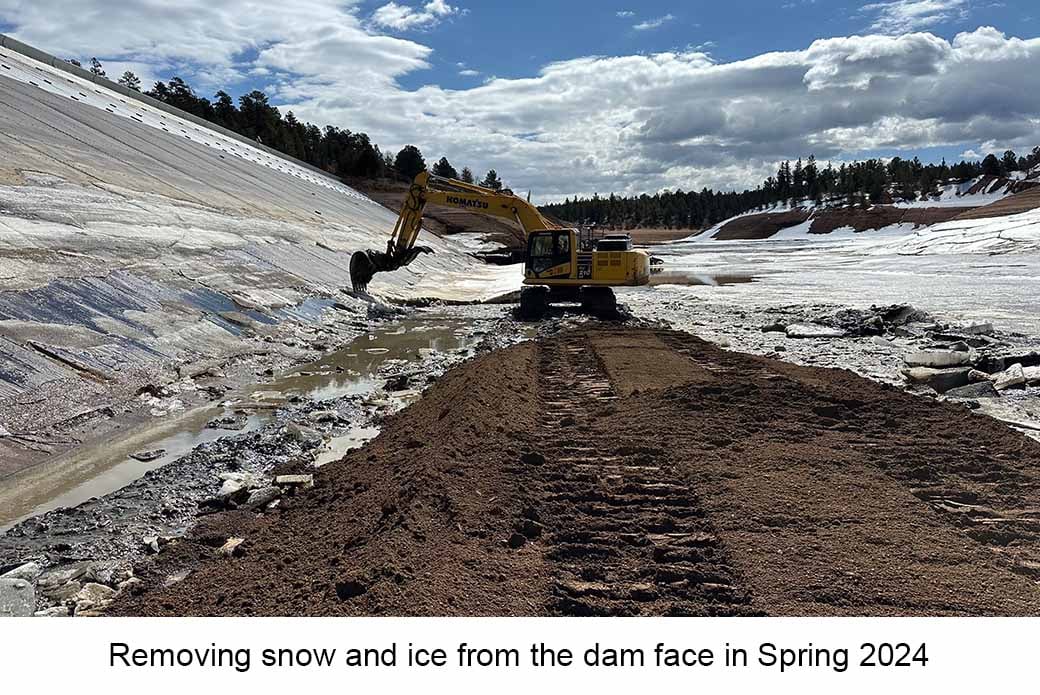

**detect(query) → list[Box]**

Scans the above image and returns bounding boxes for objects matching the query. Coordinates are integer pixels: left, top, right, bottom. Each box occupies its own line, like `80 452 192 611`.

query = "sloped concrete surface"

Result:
0 42 518 472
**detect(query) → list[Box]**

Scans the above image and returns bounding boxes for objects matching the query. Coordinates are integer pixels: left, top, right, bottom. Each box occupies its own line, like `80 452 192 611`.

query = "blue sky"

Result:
1 1 1039 199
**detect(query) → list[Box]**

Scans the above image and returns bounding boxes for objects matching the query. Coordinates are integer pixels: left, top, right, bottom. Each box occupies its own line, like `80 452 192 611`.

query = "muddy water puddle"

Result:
0 316 479 531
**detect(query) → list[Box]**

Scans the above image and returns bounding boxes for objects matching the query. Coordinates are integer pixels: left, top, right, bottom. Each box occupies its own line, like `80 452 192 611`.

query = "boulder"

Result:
785 324 845 339
760 322 787 333
34 606 70 617
1024 366 1040 385
218 537 246 558
245 486 281 508
275 474 314 488
37 562 92 591
0 577 35 617
902 367 971 394
903 350 972 368
308 410 338 423
968 369 992 383
1 561 43 583
962 322 995 335
384 374 411 391
993 363 1027 391
286 423 324 448
73 583 116 615
945 382 1000 399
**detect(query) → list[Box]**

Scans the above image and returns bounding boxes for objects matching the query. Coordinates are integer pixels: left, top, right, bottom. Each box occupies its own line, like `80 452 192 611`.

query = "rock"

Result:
785 324 845 339
384 374 411 391
903 350 972 368
0 424 11 437
37 562 92 590
218 537 246 558
507 533 527 549
1024 366 1040 385
520 451 546 466
286 423 324 448
0 577 35 617
245 486 281 508
73 583 116 614
962 322 995 335
308 410 338 423
218 471 264 499
901 367 971 394
130 449 165 462
993 363 1027 391
947 341 971 353
760 322 787 333
116 577 144 596
143 536 161 553
34 606 70 617
275 474 314 488
42 580 81 602
945 382 1000 399
1 561 43 583
968 369 991 383
92 557 133 586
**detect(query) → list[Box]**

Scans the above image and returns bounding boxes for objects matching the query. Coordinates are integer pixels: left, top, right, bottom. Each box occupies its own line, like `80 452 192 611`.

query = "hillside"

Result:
704 174 1040 241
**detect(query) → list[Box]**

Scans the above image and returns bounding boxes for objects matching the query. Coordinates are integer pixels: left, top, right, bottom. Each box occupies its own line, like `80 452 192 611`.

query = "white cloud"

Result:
2 2 1038 200
370 0 459 31
459 69 480 76
633 14 675 31
862 0 970 34
616 11 635 18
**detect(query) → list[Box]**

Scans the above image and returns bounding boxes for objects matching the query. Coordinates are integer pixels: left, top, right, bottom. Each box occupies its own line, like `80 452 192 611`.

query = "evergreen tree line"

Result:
81 60 506 187
541 148 1040 230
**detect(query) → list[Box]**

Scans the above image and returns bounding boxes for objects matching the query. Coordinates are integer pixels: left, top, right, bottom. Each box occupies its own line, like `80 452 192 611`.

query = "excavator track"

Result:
533 332 756 616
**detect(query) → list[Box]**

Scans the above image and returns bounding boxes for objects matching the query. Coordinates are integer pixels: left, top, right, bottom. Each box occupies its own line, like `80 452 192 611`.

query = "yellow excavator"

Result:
349 171 652 318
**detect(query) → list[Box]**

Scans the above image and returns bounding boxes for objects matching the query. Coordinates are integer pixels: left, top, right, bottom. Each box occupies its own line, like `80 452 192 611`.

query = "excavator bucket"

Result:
349 246 435 294
349 250 380 293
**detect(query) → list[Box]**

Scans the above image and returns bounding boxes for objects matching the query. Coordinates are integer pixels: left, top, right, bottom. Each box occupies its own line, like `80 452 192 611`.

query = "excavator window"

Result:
527 231 572 275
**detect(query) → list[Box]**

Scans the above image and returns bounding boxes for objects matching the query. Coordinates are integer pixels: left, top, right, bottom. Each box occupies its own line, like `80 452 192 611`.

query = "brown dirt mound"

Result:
114 328 1040 616
953 187 1040 221
712 210 811 240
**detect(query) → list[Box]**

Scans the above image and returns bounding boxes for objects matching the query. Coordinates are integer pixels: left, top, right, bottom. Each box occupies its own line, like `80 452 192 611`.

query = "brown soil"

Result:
808 206 972 234
114 327 1040 616
712 210 811 240
953 187 1040 221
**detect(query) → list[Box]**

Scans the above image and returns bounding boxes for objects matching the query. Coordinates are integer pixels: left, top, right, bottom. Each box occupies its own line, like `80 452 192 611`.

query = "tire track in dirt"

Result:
534 333 755 616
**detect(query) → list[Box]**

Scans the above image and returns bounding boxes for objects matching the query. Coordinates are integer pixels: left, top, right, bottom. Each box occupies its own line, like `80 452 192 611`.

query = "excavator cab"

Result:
526 230 574 278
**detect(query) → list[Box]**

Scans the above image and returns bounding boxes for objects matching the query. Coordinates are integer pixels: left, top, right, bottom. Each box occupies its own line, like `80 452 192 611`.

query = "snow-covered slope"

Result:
0 40 518 408
876 207 1040 256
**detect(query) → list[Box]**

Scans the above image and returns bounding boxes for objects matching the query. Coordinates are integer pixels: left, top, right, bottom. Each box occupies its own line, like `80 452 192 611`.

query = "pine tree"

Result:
480 169 503 191
981 154 1002 177
1001 150 1019 173
432 157 458 179
394 145 427 181
89 58 105 77
118 71 141 91
460 167 474 183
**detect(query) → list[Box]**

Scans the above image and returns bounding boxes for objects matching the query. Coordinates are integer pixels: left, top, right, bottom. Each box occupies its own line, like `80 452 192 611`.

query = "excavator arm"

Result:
350 171 559 292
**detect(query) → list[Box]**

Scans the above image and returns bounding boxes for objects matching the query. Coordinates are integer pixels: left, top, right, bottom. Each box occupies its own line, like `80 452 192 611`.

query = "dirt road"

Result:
115 327 1040 616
